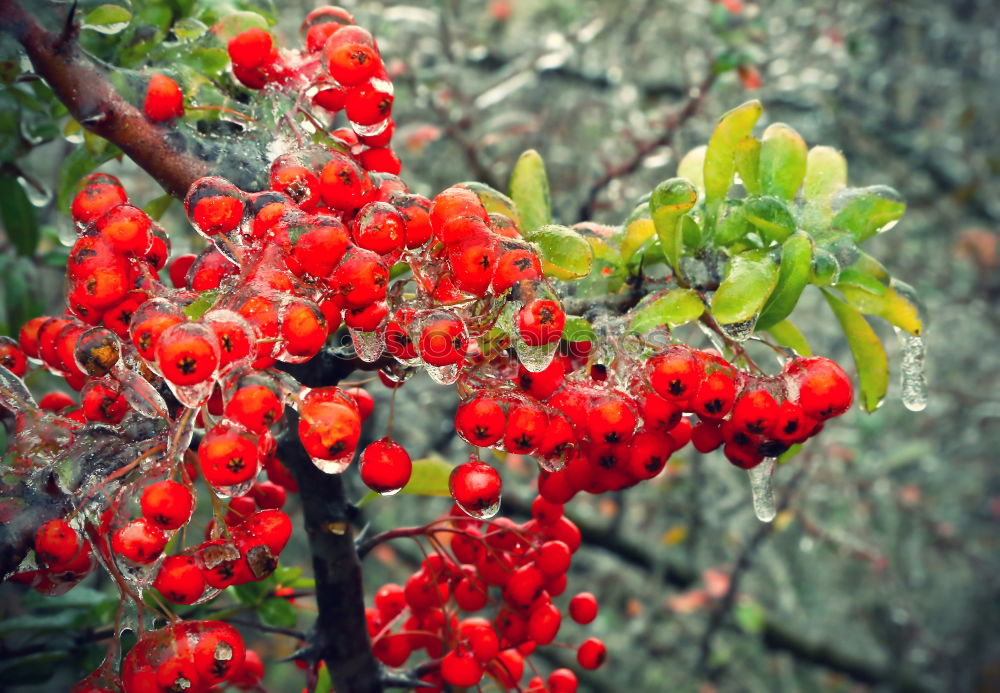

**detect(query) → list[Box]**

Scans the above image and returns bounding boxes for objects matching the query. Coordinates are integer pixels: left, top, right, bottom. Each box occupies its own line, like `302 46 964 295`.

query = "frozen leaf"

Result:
756 233 813 330
259 597 297 628
0 175 38 256
759 123 808 201
711 249 779 326
620 217 654 264
831 185 906 243
628 289 704 334
676 145 706 191
734 136 761 194
743 195 796 244
528 224 593 280
823 290 889 412
766 320 812 357
704 100 762 219
649 178 698 271
357 455 453 506
562 316 595 342
803 145 847 202
460 181 523 228
509 149 551 235
81 4 132 35
837 281 922 336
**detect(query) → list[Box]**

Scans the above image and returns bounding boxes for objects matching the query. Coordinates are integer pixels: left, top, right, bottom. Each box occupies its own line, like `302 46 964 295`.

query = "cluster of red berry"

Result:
364 497 602 692
226 6 399 174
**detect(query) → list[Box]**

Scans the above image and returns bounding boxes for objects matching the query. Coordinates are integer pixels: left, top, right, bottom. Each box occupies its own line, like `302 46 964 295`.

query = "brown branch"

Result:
578 70 718 221
0 0 210 199
278 409 384 693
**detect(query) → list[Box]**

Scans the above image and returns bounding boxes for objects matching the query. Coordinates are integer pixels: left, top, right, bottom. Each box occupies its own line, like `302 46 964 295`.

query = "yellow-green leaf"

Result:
621 217 656 264
649 178 698 271
458 181 523 228
81 4 132 34
822 290 889 412
711 249 779 326
803 145 847 201
508 150 551 235
676 145 706 191
628 289 705 334
830 185 906 243
759 123 807 200
529 224 594 280
767 320 812 356
836 282 922 336
734 136 761 194
703 100 763 218
563 316 595 342
743 195 796 244
756 233 813 330
183 290 218 319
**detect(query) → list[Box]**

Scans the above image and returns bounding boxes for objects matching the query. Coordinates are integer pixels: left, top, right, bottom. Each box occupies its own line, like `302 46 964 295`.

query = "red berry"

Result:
455 394 505 446
569 591 598 624
360 438 413 494
648 345 702 401
111 518 167 564
198 423 260 488
418 316 468 367
35 519 82 567
156 322 220 386
141 480 195 530
450 459 502 517
576 637 607 670
228 28 275 70
517 299 565 346
784 356 853 420
528 601 562 645
144 74 184 122
154 554 206 604
323 25 381 86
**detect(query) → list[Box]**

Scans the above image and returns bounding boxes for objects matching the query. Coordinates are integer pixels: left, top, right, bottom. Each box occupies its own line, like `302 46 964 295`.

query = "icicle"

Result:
895 328 927 412
747 458 776 522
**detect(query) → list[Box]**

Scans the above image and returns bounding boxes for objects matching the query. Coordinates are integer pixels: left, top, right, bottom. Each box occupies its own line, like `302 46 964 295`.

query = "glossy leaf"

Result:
183 290 219 320
628 289 704 334
621 217 655 264
759 123 807 200
803 145 847 201
0 175 38 255
563 316 596 342
211 11 270 42
703 100 763 218
649 177 698 271
734 136 761 194
676 145 706 191
767 319 812 356
756 233 813 330
830 185 906 243
259 597 297 628
81 4 132 35
714 202 751 247
823 290 889 412
459 180 523 228
508 149 551 235
743 195 796 244
711 249 779 326
143 194 173 221
837 281 922 336
529 224 594 280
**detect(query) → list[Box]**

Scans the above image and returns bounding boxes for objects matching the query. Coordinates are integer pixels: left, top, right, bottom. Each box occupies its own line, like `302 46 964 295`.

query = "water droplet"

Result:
0 363 36 412
514 339 559 373
114 367 168 418
310 454 353 475
719 316 758 342
215 479 254 498
748 458 776 522
167 380 216 409
349 328 384 363
895 328 927 412
17 176 51 207
456 496 501 520
424 362 460 385
168 408 197 463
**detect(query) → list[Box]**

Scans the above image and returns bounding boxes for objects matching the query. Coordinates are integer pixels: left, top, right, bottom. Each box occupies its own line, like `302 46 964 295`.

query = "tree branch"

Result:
0 0 210 199
278 409 384 693
578 70 718 221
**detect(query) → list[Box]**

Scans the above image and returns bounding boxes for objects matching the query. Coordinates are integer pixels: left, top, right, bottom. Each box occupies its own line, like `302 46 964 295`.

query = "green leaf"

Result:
830 185 905 243
734 602 766 634
777 442 803 464
508 149 551 235
358 455 454 506
185 48 231 76
822 290 889 412
711 249 779 326
183 291 219 319
0 652 66 685
528 224 593 280
627 289 704 334
620 217 655 264
714 202 751 247
803 145 847 201
0 175 38 255
836 281 922 336
756 233 813 330
743 195 796 245
0 611 81 636
173 17 209 40
734 136 761 195
144 194 173 221
808 247 840 286
758 123 807 200
231 580 270 606
313 663 333 693
81 4 132 35
563 316 595 342
459 181 523 228
649 178 698 271
211 11 270 42
676 145 706 191
259 597 298 628
703 100 763 219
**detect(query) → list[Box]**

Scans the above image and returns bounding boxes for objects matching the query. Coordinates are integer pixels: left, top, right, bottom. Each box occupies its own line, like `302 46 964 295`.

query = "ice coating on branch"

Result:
116 367 168 419
895 328 928 412
748 458 777 522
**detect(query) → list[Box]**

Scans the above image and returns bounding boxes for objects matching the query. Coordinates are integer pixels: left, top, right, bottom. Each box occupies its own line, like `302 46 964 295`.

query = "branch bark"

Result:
279 409 384 693
0 0 210 199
